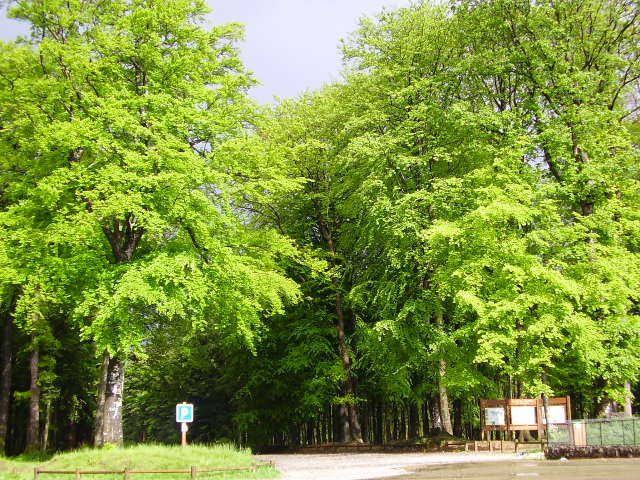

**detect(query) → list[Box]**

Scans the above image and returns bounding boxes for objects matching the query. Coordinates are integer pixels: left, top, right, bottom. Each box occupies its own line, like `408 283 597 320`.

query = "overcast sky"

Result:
0 0 411 104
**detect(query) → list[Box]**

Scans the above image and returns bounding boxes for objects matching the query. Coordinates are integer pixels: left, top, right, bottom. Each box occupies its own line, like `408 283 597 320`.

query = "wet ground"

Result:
395 458 640 480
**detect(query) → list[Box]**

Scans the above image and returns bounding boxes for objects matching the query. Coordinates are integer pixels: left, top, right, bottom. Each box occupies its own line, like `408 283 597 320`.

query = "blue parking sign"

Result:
176 403 194 423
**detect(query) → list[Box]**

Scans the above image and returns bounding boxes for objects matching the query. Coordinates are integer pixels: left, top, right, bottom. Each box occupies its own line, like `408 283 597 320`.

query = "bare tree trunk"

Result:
435 312 453 435
42 399 51 452
408 402 419 440
453 398 463 438
430 394 442 432
334 288 362 442
624 382 633 417
102 356 125 446
0 300 14 454
25 333 40 453
541 370 551 438
94 349 110 447
337 403 349 442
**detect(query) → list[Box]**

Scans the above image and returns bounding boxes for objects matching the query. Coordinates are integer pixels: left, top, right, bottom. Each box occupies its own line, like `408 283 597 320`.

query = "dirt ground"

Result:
399 457 640 480
256 452 640 480
254 451 526 480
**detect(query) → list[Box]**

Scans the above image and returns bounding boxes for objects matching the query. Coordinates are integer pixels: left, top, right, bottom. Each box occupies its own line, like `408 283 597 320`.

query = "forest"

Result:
1 0 639 456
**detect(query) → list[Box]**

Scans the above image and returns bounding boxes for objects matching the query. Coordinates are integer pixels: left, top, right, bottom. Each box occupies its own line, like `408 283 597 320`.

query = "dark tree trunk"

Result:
453 398 463 438
408 402 419 440
306 420 314 445
360 400 369 443
335 288 363 442
0 299 14 454
374 401 383 444
25 333 40 453
384 403 392 442
422 402 430 437
316 208 362 443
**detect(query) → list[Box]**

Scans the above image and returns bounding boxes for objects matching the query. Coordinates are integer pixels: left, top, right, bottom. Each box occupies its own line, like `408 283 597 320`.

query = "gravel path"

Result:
255 451 531 480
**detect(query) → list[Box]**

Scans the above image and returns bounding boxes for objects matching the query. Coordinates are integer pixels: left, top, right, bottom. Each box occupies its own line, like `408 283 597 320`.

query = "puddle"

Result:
388 458 640 480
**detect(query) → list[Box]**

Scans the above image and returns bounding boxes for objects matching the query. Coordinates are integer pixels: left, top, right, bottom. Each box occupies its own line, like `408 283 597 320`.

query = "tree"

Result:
259 89 366 442
1 0 300 447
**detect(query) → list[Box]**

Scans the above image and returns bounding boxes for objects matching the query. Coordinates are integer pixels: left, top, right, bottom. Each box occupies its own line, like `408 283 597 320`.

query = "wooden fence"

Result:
34 461 275 479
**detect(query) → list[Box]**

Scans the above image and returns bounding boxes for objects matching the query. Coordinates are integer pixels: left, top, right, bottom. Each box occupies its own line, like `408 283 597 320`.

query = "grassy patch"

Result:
0 444 278 480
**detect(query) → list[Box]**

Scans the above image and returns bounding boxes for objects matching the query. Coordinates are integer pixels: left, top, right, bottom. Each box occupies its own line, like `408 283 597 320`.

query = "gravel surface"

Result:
255 451 531 480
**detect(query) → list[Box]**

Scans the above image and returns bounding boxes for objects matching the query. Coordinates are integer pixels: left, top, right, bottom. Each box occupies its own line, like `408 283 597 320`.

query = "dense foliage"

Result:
1 0 639 453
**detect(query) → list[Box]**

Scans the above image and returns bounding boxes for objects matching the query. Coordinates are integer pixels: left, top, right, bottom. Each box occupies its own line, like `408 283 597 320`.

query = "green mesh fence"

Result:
548 417 640 447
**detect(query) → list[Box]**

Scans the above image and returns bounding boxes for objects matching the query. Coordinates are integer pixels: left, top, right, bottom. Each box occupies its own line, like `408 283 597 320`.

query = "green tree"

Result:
1 0 300 448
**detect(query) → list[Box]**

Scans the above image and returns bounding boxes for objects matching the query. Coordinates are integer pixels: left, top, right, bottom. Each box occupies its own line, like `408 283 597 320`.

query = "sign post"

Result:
176 402 194 447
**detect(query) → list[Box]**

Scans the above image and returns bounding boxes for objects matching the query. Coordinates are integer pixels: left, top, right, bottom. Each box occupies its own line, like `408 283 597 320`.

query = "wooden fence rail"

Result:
34 461 275 480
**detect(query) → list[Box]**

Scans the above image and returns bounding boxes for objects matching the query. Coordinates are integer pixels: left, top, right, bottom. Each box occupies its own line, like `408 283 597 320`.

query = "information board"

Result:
510 405 537 426
485 407 506 426
543 405 567 424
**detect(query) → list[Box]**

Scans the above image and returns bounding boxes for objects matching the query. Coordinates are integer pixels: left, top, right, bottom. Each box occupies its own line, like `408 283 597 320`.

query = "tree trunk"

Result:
430 394 442 432
541 371 551 438
95 218 143 446
453 398 463 438
316 208 362 443
101 356 125 447
435 312 453 435
334 288 362 442
25 333 40 453
408 402 419 440
422 402 430 437
624 382 633 417
338 404 349 442
42 399 51 452
0 300 14 454
94 349 110 447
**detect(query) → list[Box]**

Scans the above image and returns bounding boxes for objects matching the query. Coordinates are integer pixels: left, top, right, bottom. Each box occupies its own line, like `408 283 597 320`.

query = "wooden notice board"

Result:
480 396 571 439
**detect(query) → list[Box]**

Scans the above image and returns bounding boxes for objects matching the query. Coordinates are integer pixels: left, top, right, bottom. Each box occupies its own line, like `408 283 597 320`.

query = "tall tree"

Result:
1 0 300 447
259 90 366 442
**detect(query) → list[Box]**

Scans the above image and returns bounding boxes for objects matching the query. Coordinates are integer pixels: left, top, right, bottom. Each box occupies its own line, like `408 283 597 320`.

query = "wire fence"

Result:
548 417 640 447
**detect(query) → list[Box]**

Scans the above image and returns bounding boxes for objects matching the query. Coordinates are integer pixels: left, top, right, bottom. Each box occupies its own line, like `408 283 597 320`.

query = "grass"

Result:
0 444 279 480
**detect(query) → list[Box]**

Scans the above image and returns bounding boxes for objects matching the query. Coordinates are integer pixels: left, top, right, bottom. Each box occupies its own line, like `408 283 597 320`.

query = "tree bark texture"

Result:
25 333 40 453
435 312 453 435
93 349 110 447
101 356 125 446
0 300 14 454
430 395 442 432
42 399 51 452
624 382 633 417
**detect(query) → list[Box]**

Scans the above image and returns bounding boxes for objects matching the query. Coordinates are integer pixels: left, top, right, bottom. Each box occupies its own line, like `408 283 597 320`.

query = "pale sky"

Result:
0 0 412 104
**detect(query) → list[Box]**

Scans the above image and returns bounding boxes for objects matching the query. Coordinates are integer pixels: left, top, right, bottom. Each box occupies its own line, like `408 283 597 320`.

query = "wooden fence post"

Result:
190 466 197 480
123 468 129 480
75 468 80 480
34 467 39 480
